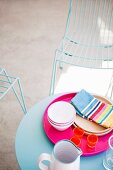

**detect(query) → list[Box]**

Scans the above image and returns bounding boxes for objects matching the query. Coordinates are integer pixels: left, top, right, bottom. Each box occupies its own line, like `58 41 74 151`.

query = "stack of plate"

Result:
47 101 76 131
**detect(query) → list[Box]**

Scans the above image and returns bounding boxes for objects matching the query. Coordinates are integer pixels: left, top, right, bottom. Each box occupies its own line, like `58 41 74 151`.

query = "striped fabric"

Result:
71 89 113 128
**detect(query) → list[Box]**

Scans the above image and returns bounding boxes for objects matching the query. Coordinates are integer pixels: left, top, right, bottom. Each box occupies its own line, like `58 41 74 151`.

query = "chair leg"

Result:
17 78 27 114
49 59 58 95
105 72 113 101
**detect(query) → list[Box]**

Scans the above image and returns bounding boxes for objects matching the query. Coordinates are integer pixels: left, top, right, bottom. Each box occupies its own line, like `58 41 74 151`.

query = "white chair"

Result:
50 0 113 99
0 68 27 114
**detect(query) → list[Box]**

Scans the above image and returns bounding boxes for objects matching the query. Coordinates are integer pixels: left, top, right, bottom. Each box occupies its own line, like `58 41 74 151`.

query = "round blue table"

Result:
15 94 106 170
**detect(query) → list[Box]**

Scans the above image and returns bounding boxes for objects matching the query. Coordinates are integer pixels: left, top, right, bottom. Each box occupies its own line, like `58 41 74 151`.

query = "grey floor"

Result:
0 1 113 170
0 0 68 169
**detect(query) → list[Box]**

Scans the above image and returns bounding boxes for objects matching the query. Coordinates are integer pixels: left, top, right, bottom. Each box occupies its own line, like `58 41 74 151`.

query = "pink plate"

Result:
43 93 113 156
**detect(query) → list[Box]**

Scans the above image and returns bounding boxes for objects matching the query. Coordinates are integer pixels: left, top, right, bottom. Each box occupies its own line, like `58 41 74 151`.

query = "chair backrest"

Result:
65 0 113 47
59 0 113 69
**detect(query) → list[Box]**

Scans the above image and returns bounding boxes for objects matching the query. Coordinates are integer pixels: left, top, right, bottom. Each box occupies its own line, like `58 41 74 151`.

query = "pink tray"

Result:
43 93 113 156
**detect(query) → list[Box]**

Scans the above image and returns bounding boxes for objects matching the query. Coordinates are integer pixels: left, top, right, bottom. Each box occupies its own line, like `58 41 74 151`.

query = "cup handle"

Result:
38 153 51 170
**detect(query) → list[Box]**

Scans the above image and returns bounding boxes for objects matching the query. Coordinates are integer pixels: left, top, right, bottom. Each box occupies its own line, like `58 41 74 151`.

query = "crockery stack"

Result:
47 101 76 131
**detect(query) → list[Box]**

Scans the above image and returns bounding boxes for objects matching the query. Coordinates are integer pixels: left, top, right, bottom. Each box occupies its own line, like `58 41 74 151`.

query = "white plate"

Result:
74 95 113 136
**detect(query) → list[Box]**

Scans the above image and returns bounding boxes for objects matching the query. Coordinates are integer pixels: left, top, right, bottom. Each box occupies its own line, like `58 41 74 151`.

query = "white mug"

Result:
38 140 82 170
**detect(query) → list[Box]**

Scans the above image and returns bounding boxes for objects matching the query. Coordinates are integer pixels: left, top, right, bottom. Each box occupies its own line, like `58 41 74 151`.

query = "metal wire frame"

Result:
50 50 113 99
65 0 113 46
49 0 113 96
0 68 27 114
61 0 113 68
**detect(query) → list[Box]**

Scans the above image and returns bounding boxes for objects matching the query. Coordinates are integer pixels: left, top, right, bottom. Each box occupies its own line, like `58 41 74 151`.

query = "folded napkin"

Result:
71 89 113 128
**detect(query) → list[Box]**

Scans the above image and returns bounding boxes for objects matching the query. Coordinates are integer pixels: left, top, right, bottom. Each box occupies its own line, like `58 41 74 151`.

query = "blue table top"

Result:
15 94 106 170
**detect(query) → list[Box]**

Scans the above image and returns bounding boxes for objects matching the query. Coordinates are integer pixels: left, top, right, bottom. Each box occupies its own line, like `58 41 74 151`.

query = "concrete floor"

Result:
0 0 68 169
0 0 113 170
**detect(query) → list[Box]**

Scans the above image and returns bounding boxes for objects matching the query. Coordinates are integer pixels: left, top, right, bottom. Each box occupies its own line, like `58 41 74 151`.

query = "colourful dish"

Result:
42 93 113 156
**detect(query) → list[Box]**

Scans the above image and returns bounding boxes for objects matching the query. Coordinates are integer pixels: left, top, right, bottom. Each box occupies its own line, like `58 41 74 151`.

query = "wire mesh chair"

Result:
0 68 27 114
50 0 113 98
